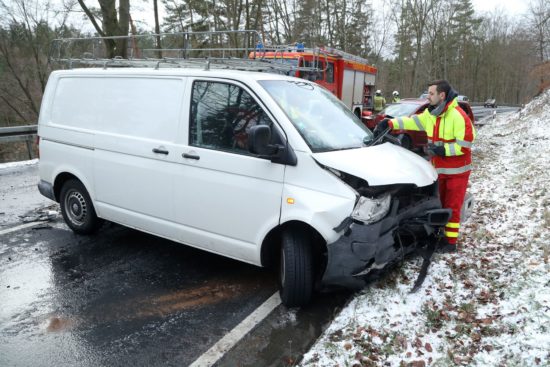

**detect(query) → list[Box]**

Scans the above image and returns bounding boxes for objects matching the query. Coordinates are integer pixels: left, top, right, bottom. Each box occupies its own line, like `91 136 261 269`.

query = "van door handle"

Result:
152 148 169 155
182 153 200 160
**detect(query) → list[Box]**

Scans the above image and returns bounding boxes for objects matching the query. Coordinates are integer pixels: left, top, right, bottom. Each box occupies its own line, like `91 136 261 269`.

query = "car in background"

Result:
362 98 475 151
484 98 497 108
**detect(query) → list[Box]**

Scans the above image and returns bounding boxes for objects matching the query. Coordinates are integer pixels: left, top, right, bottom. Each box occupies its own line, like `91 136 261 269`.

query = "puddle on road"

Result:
217 290 352 367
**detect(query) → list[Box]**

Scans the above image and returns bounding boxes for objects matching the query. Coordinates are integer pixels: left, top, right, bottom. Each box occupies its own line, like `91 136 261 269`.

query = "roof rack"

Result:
49 30 329 74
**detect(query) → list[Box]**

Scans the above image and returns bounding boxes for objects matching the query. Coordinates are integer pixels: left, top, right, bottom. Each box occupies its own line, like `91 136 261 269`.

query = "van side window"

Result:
190 81 276 154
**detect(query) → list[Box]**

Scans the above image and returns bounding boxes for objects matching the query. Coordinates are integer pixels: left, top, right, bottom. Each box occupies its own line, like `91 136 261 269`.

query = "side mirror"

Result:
248 125 273 155
248 125 297 166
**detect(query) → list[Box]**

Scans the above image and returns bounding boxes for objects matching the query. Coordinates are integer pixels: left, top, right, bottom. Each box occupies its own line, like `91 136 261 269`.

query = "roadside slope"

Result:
300 91 550 366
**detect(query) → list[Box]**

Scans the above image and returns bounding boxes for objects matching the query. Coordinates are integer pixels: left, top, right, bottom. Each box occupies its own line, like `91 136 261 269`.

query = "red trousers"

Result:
438 171 470 244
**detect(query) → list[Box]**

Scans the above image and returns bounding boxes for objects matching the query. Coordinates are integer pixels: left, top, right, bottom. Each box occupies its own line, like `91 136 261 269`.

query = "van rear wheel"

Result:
60 179 102 234
279 228 313 307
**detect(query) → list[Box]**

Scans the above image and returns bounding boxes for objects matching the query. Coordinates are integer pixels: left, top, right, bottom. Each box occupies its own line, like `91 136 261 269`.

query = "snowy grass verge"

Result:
300 91 550 367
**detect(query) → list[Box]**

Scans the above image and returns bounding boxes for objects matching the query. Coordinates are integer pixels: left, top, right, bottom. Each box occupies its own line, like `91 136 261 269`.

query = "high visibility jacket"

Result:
389 98 476 175
392 97 401 103
373 95 386 112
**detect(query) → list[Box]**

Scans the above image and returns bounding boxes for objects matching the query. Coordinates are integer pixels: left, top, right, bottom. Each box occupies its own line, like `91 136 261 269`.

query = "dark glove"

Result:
427 143 445 156
373 118 391 135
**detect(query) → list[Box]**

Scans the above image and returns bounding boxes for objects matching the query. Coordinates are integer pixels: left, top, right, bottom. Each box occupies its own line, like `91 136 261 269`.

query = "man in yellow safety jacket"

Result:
373 89 386 113
374 80 476 253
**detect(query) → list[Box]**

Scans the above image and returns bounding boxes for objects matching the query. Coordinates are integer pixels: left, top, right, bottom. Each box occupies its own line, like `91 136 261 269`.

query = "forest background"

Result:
0 0 549 127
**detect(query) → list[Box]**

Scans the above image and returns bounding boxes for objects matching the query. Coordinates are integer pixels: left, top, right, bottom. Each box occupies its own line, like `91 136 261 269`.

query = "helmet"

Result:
375 89 381 95
393 90 399 96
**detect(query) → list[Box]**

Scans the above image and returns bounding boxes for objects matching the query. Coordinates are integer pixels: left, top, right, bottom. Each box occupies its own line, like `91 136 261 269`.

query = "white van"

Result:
37 67 450 306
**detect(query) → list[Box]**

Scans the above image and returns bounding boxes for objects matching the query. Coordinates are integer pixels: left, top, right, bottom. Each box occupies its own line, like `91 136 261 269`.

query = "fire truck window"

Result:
326 62 334 83
299 60 322 81
190 81 276 154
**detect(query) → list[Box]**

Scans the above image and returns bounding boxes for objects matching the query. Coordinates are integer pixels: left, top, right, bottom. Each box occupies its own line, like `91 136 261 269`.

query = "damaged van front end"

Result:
312 145 451 290
322 181 451 289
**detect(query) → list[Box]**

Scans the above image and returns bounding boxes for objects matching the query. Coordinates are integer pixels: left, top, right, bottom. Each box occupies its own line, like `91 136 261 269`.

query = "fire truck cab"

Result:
250 45 377 118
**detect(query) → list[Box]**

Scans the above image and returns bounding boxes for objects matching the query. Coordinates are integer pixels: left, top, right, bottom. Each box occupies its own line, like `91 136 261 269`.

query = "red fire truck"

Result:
250 45 378 118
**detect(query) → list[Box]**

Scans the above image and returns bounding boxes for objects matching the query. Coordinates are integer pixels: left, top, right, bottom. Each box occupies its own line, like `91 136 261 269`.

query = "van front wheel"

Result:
60 179 102 234
279 229 313 307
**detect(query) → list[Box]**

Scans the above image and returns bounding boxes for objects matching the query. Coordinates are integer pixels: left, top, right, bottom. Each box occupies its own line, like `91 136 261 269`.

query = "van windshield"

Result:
259 80 374 152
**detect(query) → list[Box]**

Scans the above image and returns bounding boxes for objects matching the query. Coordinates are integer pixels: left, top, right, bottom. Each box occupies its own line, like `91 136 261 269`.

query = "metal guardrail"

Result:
0 124 38 160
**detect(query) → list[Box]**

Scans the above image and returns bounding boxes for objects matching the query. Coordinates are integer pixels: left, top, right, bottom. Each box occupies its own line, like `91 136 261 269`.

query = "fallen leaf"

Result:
425 343 433 352
344 343 352 351
471 332 482 342
409 360 426 367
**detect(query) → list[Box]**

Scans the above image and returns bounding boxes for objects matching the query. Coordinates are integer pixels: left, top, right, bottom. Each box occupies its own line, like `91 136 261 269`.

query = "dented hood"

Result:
312 143 437 187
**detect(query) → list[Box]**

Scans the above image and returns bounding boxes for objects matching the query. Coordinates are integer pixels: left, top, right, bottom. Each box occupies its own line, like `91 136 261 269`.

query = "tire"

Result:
279 228 313 307
59 179 103 234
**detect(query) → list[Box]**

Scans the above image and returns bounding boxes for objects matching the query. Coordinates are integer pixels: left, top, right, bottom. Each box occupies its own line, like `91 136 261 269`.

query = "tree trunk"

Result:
154 0 162 58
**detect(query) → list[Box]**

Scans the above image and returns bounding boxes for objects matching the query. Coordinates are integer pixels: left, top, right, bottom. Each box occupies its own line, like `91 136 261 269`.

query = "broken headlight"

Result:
351 193 391 224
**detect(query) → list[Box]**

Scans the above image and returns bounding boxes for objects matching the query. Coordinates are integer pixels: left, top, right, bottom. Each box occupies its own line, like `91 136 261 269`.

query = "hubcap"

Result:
65 190 87 226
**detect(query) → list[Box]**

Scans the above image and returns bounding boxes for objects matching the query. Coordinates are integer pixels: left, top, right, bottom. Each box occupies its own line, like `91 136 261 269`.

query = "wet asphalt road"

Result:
0 220 279 367
0 216 351 367
471 105 520 123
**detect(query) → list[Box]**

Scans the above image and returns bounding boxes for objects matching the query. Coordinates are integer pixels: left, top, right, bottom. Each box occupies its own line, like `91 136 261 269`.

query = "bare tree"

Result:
0 0 75 124
77 0 130 57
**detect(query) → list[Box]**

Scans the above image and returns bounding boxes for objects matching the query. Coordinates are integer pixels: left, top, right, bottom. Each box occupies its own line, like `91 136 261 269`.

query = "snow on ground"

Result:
301 91 550 367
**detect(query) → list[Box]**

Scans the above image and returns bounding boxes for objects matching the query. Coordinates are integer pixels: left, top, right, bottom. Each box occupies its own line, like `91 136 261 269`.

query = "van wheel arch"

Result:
54 172 82 202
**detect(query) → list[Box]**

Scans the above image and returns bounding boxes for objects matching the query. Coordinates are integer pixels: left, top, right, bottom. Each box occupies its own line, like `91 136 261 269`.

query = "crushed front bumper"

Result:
321 196 451 289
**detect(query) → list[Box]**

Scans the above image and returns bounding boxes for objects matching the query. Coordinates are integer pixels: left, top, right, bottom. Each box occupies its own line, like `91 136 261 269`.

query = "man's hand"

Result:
427 143 445 156
373 118 391 135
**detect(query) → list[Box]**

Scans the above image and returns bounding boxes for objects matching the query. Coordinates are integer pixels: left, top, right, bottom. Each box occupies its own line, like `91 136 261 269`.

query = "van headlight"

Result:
351 193 391 224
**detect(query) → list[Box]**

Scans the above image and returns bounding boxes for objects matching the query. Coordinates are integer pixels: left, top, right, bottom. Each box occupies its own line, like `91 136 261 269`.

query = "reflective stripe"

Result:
427 138 433 143
396 117 405 130
412 115 424 131
446 222 460 229
434 141 444 146
445 231 459 238
456 139 472 148
436 164 472 175
449 144 457 156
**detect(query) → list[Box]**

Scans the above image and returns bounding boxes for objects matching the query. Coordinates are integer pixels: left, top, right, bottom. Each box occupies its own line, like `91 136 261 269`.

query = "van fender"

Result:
279 185 355 244
52 166 95 204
